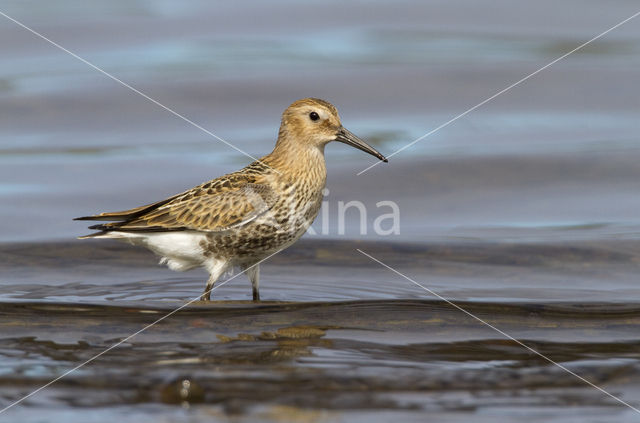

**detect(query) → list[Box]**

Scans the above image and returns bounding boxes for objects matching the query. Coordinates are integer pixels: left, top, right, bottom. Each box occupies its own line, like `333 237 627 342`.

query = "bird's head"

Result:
279 98 388 162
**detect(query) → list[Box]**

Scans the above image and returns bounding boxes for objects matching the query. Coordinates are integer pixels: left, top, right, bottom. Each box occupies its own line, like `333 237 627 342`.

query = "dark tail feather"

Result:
82 222 187 235
88 223 115 231
73 195 179 222
77 231 108 239
74 213 138 221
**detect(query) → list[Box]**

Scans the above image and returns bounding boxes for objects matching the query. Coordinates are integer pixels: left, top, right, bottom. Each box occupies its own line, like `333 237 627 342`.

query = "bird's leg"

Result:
200 274 216 301
245 264 260 301
201 260 228 301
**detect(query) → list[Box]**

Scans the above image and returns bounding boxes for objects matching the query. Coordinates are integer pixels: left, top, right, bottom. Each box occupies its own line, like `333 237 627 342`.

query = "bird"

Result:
75 98 387 301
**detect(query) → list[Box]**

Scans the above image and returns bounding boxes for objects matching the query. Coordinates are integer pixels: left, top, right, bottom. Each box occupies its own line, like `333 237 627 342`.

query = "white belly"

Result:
99 231 209 271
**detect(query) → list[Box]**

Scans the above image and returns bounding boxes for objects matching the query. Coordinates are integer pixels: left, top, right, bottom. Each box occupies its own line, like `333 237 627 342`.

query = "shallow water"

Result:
1 240 640 422
1 0 640 421
3 299 640 421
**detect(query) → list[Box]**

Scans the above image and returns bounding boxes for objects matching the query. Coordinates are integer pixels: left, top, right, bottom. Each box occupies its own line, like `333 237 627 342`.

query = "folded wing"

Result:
77 182 278 236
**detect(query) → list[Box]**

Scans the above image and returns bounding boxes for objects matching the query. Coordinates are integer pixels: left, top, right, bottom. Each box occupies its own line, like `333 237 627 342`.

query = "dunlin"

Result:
76 98 387 301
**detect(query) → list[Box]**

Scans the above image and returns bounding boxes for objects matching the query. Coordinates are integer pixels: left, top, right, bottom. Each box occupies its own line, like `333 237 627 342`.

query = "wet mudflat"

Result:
1 240 640 422
3 298 640 420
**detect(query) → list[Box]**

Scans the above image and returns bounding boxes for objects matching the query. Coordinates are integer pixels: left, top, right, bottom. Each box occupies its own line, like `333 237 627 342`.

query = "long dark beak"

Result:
335 127 388 162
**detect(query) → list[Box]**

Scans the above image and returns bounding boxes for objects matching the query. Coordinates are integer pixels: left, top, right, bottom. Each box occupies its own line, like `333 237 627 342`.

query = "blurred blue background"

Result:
0 0 639 243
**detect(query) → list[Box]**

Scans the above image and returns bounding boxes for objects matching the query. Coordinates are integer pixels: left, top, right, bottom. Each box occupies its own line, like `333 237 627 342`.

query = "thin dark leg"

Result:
201 274 215 301
201 261 227 301
246 264 260 302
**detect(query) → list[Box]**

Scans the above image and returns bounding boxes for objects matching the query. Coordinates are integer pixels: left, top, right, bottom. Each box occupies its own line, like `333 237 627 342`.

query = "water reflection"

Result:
1 300 639 419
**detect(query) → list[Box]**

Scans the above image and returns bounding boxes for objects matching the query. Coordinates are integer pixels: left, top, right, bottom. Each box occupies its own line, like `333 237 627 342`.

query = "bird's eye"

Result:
309 111 320 121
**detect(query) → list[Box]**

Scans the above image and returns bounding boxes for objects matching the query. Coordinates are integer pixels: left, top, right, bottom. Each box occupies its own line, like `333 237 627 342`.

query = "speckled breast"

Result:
200 179 323 262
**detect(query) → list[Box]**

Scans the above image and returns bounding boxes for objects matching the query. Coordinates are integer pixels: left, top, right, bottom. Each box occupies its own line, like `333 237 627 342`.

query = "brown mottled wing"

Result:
74 195 180 221
91 183 278 233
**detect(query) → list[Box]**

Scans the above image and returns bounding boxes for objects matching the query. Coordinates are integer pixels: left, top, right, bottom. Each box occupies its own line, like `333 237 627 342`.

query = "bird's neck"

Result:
264 134 327 189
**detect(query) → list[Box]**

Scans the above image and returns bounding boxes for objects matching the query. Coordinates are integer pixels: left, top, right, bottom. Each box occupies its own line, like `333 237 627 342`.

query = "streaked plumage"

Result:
76 98 387 301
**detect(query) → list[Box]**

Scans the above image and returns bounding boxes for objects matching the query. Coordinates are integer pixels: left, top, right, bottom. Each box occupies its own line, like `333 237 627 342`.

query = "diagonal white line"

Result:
0 10 279 172
357 9 640 175
357 248 640 414
0 248 284 414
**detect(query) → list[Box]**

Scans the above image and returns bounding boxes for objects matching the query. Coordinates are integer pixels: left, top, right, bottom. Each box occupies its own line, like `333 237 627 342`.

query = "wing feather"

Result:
87 182 278 233
74 196 179 221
